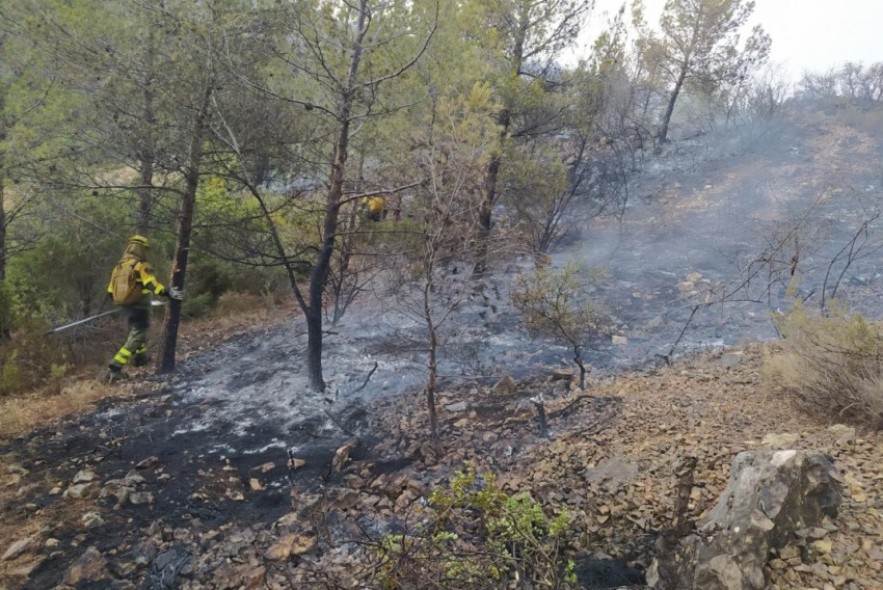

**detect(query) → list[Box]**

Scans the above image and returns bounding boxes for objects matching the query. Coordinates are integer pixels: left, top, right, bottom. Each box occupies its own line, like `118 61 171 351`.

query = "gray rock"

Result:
82 511 105 530
2 537 33 561
7 464 29 476
761 432 800 448
63 483 95 499
648 450 841 590
129 491 155 505
63 546 109 585
492 375 517 395
73 469 99 484
585 457 640 492
445 401 468 413
827 424 855 445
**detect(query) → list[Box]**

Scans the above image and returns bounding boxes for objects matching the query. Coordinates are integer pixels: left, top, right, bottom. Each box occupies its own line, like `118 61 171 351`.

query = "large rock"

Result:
648 450 841 590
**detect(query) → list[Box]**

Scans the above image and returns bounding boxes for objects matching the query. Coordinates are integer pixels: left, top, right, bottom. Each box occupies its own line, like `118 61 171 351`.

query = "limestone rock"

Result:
73 469 99 484
761 432 800 448
63 483 95 499
648 450 841 590
63 546 109 585
332 439 359 473
2 537 34 561
492 375 517 395
445 401 468 413
585 457 639 493
82 511 105 530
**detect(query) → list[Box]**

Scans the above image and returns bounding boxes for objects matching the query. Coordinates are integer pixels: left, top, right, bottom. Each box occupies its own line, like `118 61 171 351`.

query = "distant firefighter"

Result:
361 195 387 222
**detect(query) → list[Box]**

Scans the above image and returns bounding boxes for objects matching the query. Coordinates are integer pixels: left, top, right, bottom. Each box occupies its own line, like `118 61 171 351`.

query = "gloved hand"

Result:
168 287 184 301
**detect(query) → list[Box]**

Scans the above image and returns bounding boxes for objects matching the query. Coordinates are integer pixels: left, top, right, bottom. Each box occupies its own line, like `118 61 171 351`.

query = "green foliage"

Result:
375 468 576 589
764 302 883 427
511 262 602 344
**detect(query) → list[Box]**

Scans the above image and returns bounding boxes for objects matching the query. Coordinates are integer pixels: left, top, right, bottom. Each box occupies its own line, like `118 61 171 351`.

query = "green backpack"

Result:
110 256 142 305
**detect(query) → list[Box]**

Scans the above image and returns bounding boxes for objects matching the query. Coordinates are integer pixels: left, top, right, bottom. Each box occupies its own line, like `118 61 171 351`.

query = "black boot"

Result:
103 364 128 384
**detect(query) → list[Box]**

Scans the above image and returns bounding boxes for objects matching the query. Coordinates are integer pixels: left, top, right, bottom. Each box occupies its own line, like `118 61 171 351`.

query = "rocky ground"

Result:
1 341 881 589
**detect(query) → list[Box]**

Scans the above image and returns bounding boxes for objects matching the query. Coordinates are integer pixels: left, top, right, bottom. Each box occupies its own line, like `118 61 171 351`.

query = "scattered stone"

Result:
333 439 360 473
828 424 856 445
291 534 317 555
550 368 574 381
249 478 264 491
63 483 95 499
584 457 639 492
49 486 62 495
761 432 800 448
265 534 301 561
445 401 468 413
73 469 99 484
288 457 306 470
2 537 33 561
7 464 29 476
62 546 109 586
612 334 628 346
135 456 159 470
129 491 154 505
82 512 105 529
226 489 245 502
492 374 517 395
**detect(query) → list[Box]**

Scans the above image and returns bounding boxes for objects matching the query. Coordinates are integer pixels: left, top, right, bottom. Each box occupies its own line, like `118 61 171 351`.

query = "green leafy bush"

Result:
374 468 576 590
764 302 883 427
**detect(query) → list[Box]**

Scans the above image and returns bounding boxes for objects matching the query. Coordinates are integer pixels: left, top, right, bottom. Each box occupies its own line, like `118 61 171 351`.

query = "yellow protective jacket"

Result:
107 242 167 303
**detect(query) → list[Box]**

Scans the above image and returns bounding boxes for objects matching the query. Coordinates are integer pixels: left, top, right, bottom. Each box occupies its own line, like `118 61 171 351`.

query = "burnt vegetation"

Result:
1 1 883 588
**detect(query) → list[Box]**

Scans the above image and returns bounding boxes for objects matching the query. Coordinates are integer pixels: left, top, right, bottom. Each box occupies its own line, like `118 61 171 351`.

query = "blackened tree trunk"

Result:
474 108 511 276
658 62 688 144
155 84 212 374
422 279 440 448
303 0 368 392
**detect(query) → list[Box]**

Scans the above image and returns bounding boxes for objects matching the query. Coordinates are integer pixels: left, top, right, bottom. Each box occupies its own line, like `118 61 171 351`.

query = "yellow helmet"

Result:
129 235 150 248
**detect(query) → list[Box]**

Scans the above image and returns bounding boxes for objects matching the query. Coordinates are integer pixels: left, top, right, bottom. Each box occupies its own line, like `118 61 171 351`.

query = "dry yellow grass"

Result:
0 378 120 440
0 293 295 442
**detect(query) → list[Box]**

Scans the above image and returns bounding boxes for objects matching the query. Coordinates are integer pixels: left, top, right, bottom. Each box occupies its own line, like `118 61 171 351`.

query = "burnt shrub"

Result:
763 303 883 428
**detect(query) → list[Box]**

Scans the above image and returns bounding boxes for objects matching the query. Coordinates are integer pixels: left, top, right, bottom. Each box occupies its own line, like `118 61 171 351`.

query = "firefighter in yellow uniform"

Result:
104 235 182 383
362 195 387 222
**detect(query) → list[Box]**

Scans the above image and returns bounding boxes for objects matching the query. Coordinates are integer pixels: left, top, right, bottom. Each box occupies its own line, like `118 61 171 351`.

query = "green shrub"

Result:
764 302 883 427
374 468 576 590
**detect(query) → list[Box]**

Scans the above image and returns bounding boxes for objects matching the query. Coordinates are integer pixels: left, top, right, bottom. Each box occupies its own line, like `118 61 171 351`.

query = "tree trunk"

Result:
155 85 212 374
422 280 440 447
658 62 689 144
0 156 7 341
135 27 156 235
573 345 586 389
0 154 5 285
474 109 510 276
304 0 368 392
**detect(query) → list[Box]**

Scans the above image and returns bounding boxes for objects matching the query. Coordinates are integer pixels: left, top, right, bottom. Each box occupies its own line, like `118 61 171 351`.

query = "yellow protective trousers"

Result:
110 307 150 369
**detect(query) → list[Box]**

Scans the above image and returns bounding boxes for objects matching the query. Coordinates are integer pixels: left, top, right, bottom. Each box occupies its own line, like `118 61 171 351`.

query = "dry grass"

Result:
0 378 123 440
0 292 296 442
763 304 883 428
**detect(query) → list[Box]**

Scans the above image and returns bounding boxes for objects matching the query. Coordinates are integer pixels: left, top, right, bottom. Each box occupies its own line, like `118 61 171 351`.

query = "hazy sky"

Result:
577 0 883 79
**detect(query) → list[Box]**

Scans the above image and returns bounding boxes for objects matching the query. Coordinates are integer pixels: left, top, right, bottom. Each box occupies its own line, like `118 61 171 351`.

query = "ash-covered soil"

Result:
2 345 881 590
1 107 882 589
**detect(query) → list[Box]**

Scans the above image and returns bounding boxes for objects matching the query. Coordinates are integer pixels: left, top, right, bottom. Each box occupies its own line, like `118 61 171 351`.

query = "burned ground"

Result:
1 107 882 589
